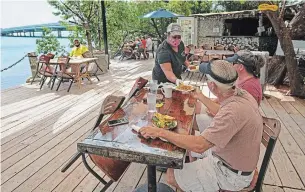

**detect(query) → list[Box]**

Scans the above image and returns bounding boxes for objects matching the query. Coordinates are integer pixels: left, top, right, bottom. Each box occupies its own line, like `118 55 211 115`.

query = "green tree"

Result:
36 27 64 55
263 2 305 97
48 0 213 54
48 0 97 52
214 1 260 12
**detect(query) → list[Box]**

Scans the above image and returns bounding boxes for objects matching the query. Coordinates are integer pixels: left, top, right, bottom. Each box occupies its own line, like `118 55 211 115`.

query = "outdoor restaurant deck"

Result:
1 58 305 192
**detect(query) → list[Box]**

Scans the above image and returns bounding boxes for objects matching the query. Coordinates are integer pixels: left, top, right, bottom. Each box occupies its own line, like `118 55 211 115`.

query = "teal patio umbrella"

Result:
140 9 183 40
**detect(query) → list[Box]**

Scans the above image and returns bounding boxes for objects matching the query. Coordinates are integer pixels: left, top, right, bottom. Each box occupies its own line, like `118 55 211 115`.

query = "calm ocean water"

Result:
1 37 71 90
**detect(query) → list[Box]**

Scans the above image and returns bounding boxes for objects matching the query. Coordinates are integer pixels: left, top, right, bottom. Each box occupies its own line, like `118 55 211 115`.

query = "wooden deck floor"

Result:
1 58 305 192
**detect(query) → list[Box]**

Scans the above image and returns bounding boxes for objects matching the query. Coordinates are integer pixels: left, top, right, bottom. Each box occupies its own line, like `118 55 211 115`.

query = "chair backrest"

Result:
39 55 51 64
202 44 212 50
39 55 53 74
82 51 94 58
127 77 148 101
46 53 55 59
201 55 209 62
215 45 225 50
256 116 281 192
82 51 99 73
57 56 70 72
93 95 125 130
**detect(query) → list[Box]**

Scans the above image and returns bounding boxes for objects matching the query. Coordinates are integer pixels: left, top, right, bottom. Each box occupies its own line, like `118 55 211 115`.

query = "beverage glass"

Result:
147 92 156 113
149 80 158 94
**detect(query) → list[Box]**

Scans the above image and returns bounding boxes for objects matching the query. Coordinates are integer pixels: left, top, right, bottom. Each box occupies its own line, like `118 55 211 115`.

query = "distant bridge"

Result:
0 22 74 38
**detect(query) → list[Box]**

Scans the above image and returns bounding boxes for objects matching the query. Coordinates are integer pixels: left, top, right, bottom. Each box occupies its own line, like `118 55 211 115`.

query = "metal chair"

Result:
60 95 126 191
55 56 75 92
36 55 56 90
60 77 148 192
31 54 52 85
220 116 281 192
82 51 103 81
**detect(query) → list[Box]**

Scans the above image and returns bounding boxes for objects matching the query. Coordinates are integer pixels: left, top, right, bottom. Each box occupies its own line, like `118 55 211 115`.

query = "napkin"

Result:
131 125 156 139
131 125 141 132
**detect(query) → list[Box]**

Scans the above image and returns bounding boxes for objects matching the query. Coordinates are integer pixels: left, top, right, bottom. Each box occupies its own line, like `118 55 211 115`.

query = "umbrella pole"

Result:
151 18 162 41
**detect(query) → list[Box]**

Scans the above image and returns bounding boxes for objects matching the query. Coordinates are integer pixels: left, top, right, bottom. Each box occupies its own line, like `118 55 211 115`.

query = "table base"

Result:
134 183 175 192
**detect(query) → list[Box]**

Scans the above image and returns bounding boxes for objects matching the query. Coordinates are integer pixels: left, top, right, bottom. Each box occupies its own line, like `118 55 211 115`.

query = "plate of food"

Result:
187 65 199 72
191 61 200 65
174 83 195 92
152 112 177 130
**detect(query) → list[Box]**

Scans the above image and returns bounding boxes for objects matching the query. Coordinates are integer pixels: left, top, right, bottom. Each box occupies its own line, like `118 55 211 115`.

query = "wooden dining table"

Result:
49 57 98 89
77 87 196 192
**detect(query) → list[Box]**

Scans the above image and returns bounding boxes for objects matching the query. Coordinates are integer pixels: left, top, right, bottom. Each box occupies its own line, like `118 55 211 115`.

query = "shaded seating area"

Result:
29 53 99 91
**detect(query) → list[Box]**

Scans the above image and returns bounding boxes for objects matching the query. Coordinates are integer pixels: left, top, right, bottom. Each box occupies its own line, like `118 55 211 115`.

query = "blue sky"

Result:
1 0 61 28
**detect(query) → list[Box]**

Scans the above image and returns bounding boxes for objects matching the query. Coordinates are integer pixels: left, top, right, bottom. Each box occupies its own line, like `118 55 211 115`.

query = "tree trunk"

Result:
290 4 305 40
278 19 304 96
267 56 287 85
265 8 305 98
84 23 93 52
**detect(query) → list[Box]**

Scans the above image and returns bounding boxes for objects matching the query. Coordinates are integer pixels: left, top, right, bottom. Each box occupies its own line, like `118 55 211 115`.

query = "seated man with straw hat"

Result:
139 60 263 191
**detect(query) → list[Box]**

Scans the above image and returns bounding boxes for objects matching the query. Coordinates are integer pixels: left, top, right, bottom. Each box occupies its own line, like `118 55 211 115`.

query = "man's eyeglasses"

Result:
171 35 181 39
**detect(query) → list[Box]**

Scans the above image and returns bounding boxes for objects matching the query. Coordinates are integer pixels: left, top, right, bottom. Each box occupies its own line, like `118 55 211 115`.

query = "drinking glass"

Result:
147 92 156 113
149 80 158 94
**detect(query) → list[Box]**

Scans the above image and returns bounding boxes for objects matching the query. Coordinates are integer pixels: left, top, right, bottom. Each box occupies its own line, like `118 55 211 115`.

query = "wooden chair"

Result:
202 44 212 50
31 54 52 85
201 55 209 62
82 51 103 81
60 95 126 191
214 45 225 50
60 78 148 191
55 56 76 92
220 116 281 192
35 55 57 90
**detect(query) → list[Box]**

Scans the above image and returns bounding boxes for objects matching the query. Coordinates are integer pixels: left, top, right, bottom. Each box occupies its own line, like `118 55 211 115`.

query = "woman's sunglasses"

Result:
171 35 181 39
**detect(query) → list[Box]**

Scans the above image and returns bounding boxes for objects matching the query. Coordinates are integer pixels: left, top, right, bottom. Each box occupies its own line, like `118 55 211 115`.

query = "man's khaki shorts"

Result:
174 150 254 192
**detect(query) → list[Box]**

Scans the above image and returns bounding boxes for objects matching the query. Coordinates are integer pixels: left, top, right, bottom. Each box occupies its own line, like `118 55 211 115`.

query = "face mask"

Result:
167 37 181 48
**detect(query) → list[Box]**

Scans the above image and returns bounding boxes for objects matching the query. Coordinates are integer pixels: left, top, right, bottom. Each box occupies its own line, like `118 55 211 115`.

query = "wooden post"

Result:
58 30 62 38
101 0 109 68
258 11 263 36
26 52 39 83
